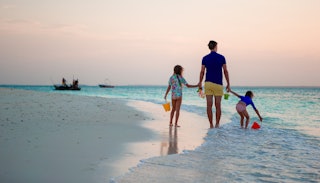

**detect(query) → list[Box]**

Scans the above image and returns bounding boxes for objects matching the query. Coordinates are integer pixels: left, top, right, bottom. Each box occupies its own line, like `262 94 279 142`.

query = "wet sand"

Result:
0 88 209 183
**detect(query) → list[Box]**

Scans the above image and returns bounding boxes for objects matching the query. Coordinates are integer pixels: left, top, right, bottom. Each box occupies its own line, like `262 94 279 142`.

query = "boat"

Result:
98 84 114 88
54 78 81 90
98 79 115 88
54 85 81 90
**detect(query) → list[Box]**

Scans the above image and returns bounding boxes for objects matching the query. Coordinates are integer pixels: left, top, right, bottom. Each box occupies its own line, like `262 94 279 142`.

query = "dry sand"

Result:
0 88 208 183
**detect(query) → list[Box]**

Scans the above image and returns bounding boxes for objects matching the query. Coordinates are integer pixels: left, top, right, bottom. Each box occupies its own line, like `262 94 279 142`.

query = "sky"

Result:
0 0 319 86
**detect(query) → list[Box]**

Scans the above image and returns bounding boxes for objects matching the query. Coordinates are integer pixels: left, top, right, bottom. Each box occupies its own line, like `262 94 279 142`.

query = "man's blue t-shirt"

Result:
202 52 226 85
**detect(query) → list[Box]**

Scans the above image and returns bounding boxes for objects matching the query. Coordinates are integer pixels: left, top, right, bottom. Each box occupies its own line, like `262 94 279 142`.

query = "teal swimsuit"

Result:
168 74 187 99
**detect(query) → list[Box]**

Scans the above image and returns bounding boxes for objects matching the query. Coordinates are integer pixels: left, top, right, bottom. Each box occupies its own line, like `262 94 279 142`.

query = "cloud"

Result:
0 16 197 46
0 18 44 34
0 4 16 9
0 18 90 37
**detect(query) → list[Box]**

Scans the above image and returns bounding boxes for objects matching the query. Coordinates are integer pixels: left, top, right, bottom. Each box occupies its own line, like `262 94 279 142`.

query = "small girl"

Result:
230 90 263 128
164 65 198 127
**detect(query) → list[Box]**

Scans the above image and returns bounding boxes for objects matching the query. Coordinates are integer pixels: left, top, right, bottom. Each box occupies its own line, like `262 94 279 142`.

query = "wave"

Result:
114 118 320 183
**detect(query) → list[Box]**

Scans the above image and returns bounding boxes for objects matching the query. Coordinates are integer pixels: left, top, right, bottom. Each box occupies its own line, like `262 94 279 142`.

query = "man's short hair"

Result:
208 40 217 50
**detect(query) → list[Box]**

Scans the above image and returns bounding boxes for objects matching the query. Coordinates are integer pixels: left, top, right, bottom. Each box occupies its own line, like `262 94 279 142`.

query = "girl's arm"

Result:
255 109 263 122
164 85 171 100
186 84 198 88
230 90 240 97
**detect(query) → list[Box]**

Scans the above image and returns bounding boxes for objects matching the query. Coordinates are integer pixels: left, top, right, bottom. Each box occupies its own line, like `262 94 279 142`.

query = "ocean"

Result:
1 85 320 182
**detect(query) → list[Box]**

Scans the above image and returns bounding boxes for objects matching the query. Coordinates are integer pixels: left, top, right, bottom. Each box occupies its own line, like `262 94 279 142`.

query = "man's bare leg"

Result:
206 95 214 128
214 96 222 128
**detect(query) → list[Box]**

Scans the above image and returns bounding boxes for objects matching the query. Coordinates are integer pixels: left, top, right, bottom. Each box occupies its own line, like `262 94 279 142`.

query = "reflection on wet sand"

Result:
160 127 178 155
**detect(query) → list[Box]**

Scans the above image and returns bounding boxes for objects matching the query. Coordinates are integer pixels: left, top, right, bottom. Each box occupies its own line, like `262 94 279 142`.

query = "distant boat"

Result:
54 85 81 90
54 78 81 90
98 84 114 88
98 79 115 88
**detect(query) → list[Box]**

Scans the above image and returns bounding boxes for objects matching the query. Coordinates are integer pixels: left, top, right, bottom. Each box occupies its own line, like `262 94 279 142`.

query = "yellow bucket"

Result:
162 102 170 112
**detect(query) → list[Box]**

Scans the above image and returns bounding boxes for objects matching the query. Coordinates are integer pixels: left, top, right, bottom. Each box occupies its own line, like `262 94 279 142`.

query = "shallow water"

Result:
115 120 320 183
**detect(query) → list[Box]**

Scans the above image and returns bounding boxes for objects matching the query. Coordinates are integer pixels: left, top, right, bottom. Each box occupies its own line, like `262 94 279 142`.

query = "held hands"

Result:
226 84 231 92
197 84 205 98
197 82 202 89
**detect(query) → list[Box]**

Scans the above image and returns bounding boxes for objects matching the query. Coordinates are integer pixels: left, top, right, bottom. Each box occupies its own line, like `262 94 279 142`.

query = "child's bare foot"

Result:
169 123 173 127
175 123 180 127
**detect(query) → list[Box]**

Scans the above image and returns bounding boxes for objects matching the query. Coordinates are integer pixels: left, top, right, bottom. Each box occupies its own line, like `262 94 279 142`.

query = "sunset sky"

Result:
1 0 319 86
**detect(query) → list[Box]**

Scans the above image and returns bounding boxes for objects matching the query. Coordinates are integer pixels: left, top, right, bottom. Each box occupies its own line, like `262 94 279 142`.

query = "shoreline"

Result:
0 88 209 182
0 88 155 182
110 100 209 178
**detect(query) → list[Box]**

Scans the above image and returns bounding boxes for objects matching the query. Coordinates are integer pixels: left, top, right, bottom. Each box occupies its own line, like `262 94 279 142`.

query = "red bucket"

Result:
251 121 260 129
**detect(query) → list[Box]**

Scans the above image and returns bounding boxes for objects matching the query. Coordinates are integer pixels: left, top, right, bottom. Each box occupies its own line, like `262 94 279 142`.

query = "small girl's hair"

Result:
174 65 183 75
245 91 254 97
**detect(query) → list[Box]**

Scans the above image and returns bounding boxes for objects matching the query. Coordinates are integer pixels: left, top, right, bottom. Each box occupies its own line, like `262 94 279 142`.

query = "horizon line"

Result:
0 84 319 88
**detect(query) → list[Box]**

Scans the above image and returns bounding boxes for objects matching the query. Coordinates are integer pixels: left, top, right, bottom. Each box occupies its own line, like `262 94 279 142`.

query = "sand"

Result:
0 88 209 183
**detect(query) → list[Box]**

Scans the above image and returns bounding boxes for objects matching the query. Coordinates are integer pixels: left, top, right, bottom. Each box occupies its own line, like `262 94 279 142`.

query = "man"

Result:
198 40 230 128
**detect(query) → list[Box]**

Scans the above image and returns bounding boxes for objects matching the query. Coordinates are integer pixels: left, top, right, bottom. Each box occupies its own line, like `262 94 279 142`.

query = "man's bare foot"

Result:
210 124 214 128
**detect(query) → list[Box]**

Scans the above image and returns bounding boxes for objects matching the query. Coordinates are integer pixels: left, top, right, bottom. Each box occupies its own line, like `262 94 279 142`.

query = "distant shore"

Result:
0 88 208 182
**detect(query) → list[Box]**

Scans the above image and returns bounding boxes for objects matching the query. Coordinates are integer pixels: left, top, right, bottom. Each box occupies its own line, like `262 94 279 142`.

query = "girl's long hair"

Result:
174 65 183 86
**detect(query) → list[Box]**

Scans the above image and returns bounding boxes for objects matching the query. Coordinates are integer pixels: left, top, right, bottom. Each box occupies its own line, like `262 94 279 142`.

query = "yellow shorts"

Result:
204 82 223 96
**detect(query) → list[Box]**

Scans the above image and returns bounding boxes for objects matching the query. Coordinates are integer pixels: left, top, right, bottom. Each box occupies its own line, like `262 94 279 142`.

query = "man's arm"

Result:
198 65 205 88
223 64 230 92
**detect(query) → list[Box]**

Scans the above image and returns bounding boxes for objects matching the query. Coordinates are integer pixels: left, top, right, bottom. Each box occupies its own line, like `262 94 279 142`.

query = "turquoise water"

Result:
1 85 320 182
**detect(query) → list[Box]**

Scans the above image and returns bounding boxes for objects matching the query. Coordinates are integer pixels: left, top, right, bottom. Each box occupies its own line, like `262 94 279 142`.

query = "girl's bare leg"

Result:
174 97 182 127
237 111 245 128
169 99 177 126
243 110 250 129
